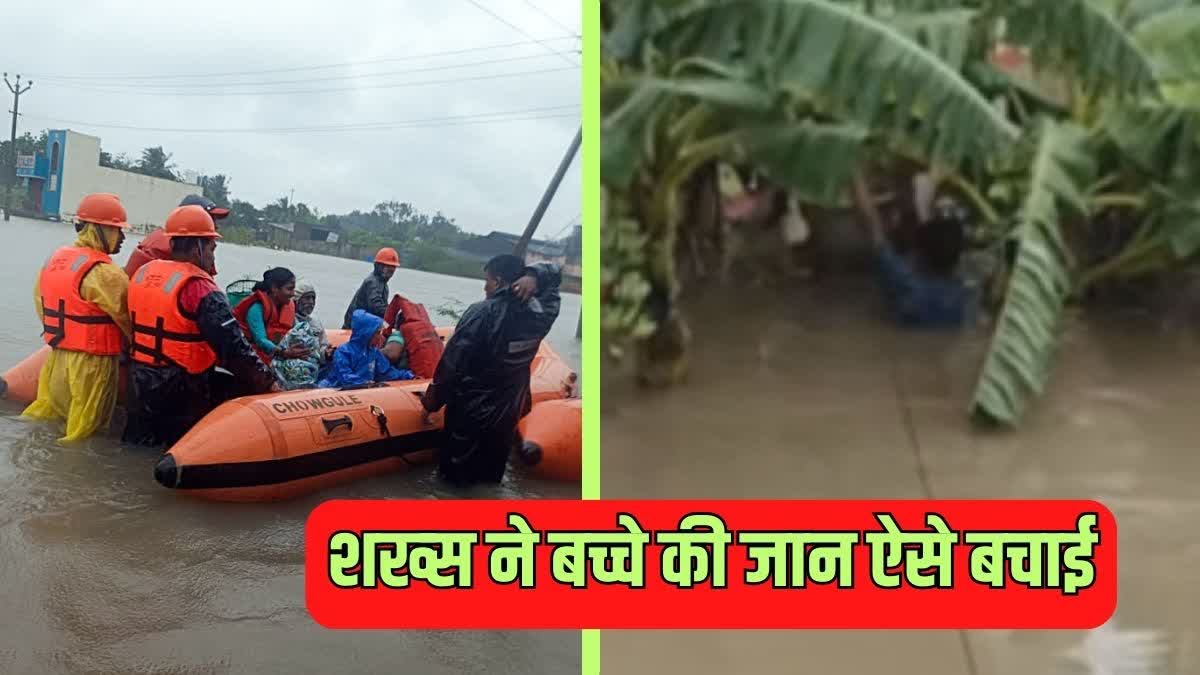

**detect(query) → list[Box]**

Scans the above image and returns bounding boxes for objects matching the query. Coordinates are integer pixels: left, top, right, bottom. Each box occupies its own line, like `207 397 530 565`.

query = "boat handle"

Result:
321 415 354 434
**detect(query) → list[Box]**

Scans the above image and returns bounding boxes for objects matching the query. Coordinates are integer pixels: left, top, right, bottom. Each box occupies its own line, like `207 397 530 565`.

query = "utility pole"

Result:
514 125 581 258
4 73 33 222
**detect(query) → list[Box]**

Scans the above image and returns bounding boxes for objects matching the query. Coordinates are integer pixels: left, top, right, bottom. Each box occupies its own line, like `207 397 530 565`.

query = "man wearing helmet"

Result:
341 247 401 329
122 205 281 448
23 193 134 443
124 194 229 278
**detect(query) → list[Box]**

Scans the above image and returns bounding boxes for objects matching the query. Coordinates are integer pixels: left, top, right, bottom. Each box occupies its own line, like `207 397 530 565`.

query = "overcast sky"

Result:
6 0 582 238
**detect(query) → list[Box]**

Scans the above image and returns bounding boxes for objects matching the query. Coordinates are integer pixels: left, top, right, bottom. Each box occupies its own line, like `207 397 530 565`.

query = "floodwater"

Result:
0 216 581 675
603 279 1200 675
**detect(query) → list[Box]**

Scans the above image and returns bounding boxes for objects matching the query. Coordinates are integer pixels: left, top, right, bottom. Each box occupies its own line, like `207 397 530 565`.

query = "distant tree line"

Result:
7 131 578 279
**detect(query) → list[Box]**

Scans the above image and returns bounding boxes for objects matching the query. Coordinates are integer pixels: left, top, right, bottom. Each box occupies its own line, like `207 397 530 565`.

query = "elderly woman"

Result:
272 282 333 389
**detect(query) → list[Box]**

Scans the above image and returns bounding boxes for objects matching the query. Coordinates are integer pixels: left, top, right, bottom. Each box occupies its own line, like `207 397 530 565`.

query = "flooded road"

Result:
0 216 580 674
602 280 1200 675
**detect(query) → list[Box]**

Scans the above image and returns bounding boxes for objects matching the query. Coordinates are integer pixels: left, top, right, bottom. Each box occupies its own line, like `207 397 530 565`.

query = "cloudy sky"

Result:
6 0 582 238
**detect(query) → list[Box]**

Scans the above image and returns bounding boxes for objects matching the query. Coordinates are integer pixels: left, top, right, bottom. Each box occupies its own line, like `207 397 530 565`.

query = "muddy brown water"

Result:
603 279 1200 675
0 217 580 675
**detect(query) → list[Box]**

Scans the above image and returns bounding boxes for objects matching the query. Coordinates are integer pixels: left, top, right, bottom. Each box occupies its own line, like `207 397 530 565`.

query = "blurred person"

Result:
861 196 973 329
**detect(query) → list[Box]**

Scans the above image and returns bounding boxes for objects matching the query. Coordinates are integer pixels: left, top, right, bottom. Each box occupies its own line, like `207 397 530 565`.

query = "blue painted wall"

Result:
40 130 67 217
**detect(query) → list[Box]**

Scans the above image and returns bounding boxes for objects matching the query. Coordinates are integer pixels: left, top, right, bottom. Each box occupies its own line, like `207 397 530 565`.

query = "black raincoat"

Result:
341 270 390 329
122 288 277 448
422 262 562 486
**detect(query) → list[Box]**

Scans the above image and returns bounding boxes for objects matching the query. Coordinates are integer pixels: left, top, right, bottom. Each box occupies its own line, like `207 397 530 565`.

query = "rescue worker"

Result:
232 267 302 365
341 247 400 329
122 205 279 448
22 193 133 442
420 254 559 488
124 194 229 278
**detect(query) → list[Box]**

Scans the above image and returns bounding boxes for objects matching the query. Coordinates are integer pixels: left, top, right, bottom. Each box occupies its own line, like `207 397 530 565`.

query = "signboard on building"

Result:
16 154 36 178
326 232 340 244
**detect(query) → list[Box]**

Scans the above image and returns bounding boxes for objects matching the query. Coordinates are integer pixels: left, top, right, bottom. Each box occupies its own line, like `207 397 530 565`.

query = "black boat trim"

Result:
169 429 443 489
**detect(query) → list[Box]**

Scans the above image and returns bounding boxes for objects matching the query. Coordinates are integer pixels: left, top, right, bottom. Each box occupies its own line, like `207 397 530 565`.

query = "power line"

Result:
36 66 578 98
38 113 579 137
28 36 580 82
35 52 579 91
548 213 582 241
522 0 580 38
463 0 579 67
23 104 580 134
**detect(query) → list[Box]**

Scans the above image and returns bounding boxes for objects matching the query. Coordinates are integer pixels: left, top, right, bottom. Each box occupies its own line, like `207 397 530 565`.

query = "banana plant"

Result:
602 0 1200 424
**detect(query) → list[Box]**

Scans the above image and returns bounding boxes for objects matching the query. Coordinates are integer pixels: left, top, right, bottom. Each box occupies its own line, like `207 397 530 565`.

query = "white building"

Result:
16 129 198 230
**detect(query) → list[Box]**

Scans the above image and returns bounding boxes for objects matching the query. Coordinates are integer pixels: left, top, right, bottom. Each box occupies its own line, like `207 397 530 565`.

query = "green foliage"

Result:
603 0 1200 425
971 120 1096 425
7 132 533 285
219 225 258 245
601 188 657 339
138 146 178 181
199 174 231 207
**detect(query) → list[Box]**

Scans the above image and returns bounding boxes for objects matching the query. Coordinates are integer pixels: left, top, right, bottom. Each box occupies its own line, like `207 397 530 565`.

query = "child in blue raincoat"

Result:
318 309 415 388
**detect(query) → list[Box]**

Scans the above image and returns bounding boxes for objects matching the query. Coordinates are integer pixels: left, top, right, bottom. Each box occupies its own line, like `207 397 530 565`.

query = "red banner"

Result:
304 499 1116 629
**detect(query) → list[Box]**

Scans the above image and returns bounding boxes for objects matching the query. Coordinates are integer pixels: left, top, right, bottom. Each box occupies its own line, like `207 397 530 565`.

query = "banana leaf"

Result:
971 119 1097 425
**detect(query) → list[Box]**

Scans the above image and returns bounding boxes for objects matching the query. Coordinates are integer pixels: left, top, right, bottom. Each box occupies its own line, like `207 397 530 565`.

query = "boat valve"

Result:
370 405 391 438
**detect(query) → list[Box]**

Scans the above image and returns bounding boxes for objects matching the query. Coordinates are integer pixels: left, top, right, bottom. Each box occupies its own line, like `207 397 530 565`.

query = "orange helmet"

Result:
76 193 130 229
164 205 222 239
374 247 400 267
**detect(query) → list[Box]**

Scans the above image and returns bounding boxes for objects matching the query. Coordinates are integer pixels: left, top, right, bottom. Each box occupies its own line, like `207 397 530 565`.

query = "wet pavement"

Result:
601 281 1197 675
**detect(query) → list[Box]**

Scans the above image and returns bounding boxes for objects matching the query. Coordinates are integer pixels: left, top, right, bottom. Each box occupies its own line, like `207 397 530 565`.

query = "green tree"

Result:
99 149 134 171
138 146 177 180
1 130 48 165
199 174 231 207
228 199 262 229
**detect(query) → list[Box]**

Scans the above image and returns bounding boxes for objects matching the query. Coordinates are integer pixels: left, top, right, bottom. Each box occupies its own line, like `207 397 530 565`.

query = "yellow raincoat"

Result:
22 224 132 442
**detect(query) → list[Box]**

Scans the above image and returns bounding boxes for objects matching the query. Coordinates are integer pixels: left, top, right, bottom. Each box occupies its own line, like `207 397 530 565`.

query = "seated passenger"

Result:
381 321 410 372
272 282 334 390
233 267 305 365
318 309 415 389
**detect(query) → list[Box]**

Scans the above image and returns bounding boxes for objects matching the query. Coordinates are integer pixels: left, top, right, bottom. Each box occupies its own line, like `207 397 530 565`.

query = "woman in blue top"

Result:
233 267 308 364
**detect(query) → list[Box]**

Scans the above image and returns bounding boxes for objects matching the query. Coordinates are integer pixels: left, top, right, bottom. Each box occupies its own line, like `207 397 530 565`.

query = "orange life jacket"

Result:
232 290 296 365
128 260 218 374
386 294 443 379
38 246 123 356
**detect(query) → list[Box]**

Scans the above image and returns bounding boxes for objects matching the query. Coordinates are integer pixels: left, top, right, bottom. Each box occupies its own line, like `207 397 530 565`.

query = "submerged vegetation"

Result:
601 0 1200 426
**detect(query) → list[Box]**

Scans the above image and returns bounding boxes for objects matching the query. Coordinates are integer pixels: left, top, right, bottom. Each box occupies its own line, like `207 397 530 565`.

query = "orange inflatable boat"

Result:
154 329 577 502
2 327 581 501
516 398 582 482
